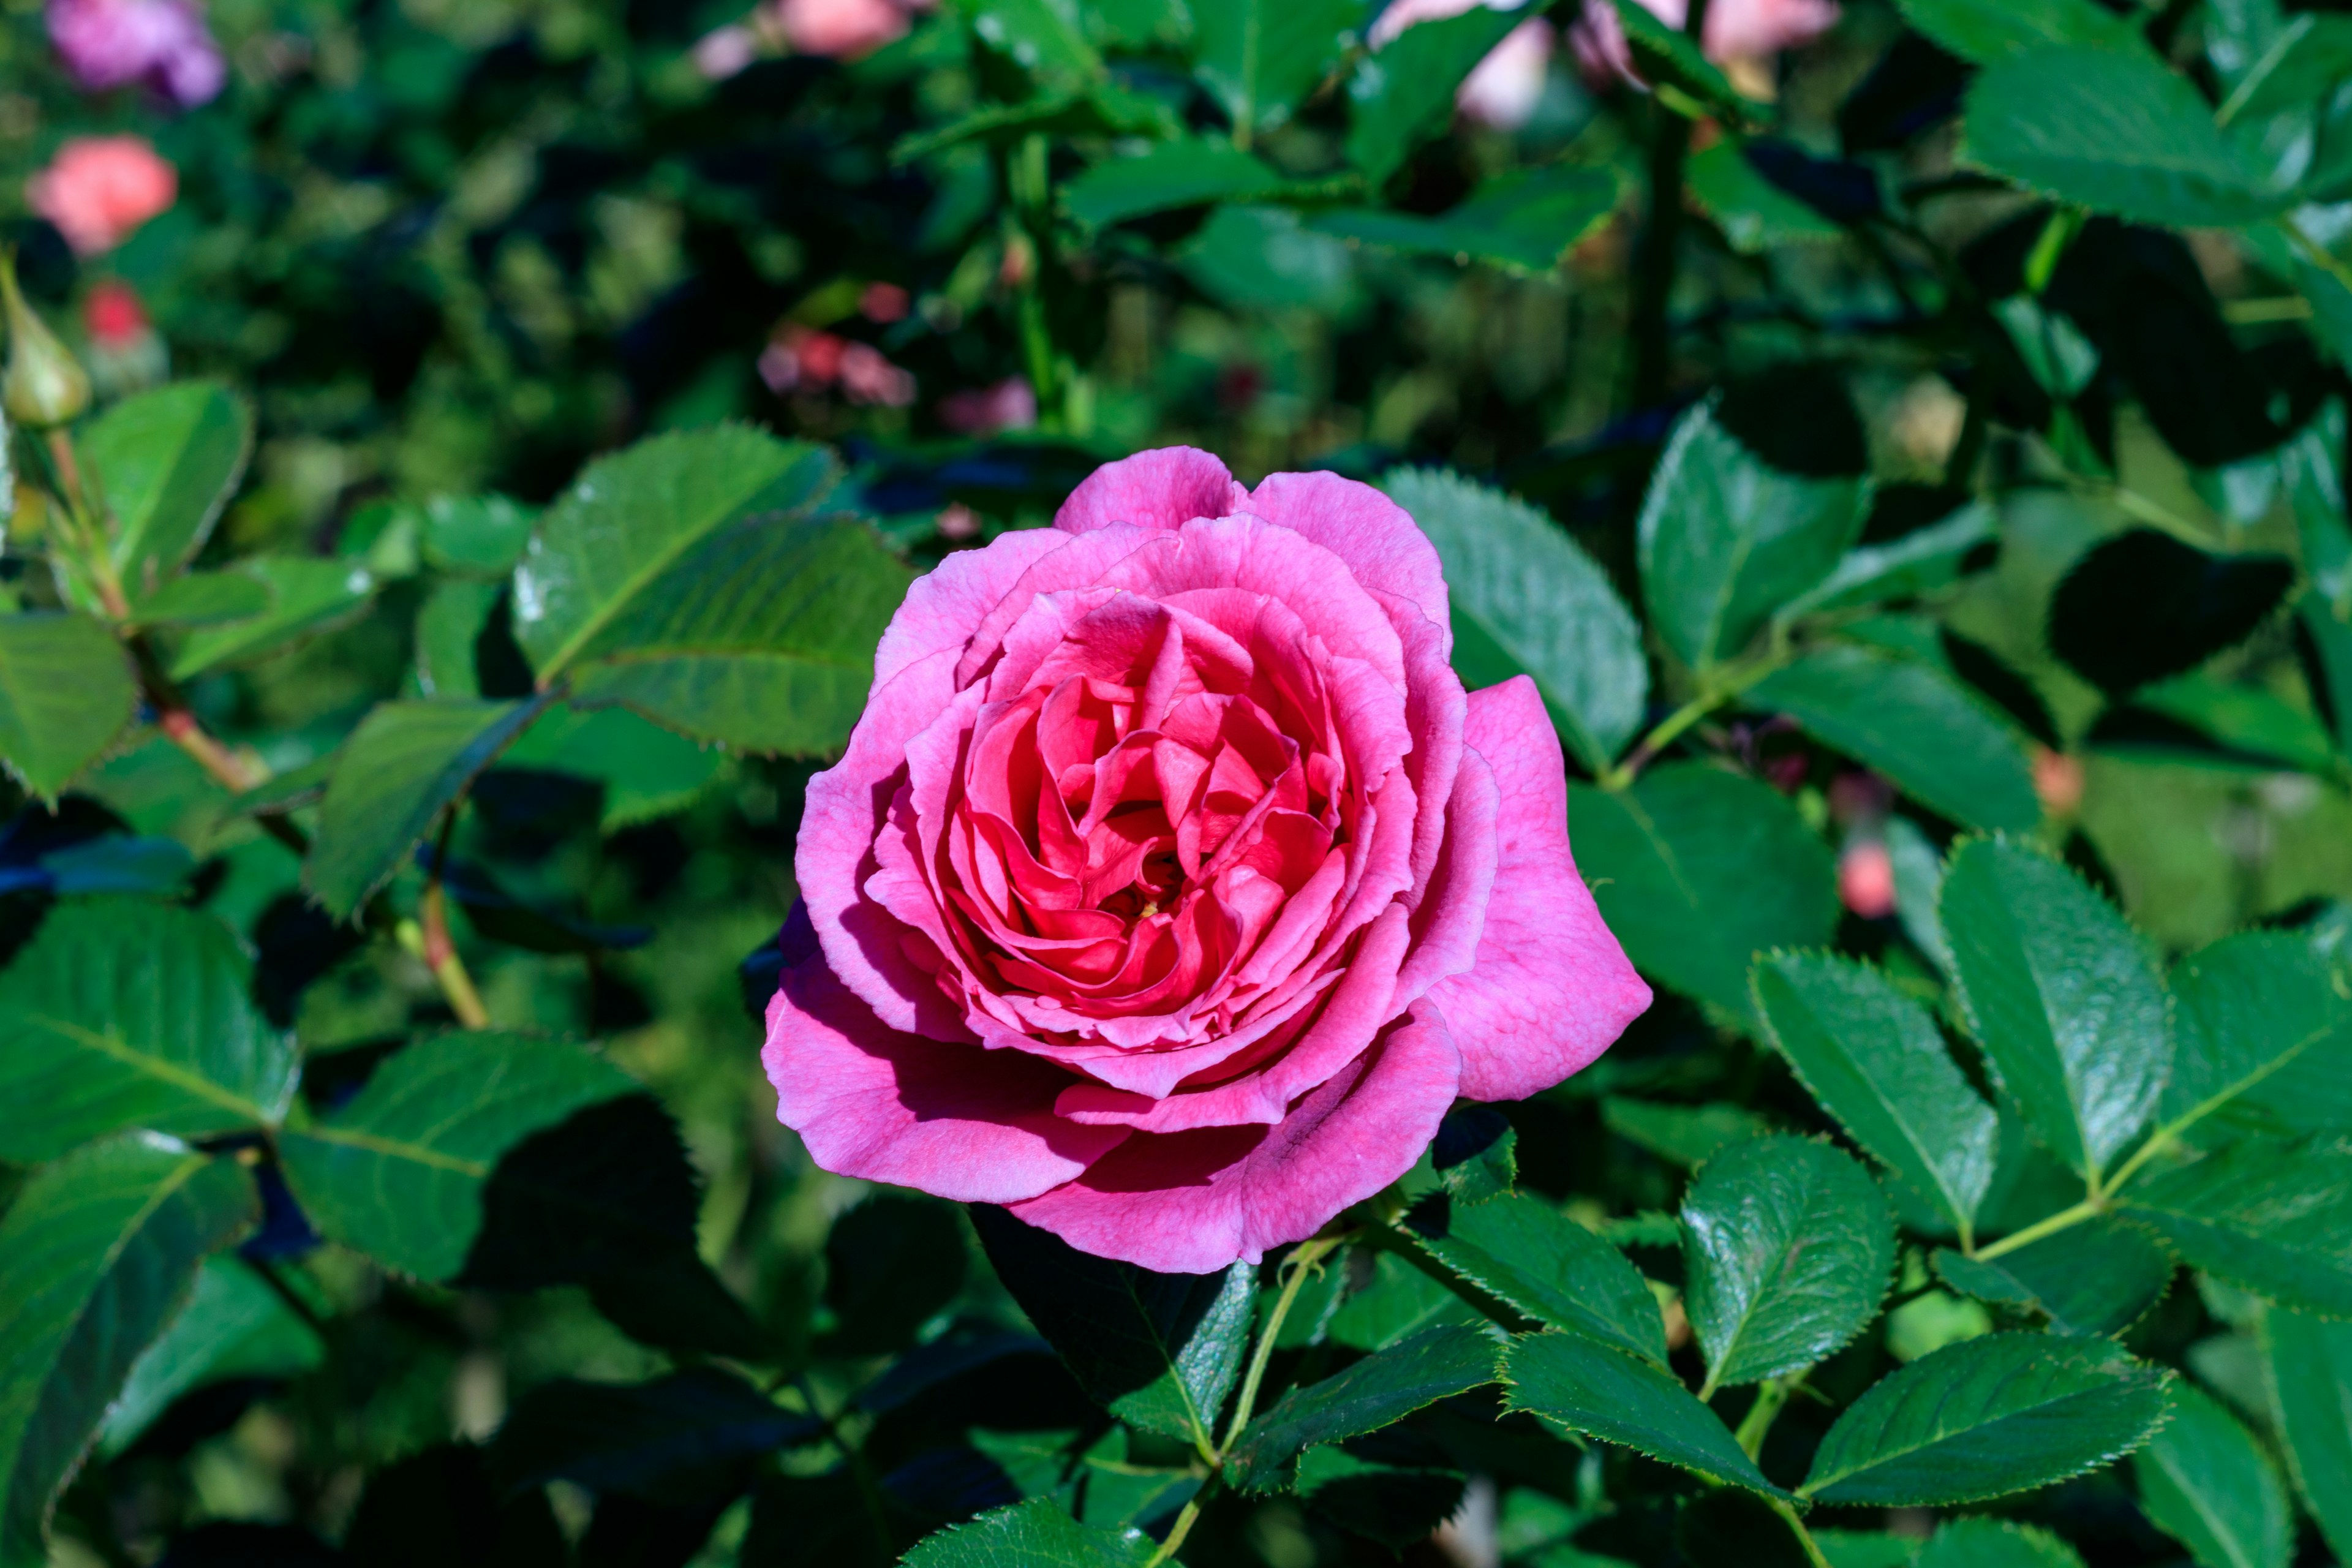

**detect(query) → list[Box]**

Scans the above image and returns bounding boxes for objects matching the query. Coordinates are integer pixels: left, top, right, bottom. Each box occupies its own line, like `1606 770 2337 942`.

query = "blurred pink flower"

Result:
28 136 177 255
692 23 759 80
1368 0 1552 130
1838 839 1896 919
777 0 923 59
1569 0 1839 89
47 0 225 107
839 342 916 406
82 278 146 346
860 282 910 323
938 377 1036 435
761 326 914 406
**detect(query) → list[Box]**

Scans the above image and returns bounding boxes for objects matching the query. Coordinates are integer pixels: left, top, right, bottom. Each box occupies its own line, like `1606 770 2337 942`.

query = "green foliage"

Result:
2133 1383 2292 1568
2266 1308 2352 1559
899 1498 1153 1567
78 383 251 609
0 614 134 800
2117 1137 2352 1317
1226 1323 1498 1490
1502 1331 1784 1498
1403 1193 1665 1362
97 1257 323 1458
1933 1219 2173 1338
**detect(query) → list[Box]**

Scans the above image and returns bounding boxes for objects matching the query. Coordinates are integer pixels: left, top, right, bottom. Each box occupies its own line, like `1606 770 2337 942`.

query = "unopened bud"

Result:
0 252 91 428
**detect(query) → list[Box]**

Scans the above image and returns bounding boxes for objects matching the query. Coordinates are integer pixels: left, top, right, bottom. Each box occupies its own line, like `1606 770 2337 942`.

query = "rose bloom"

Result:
28 136 178 257
47 0 225 107
1568 0 1839 88
763 449 1651 1272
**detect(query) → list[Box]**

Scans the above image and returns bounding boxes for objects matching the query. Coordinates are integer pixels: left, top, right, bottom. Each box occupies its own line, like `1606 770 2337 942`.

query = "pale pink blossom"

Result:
1569 0 1840 89
837 341 916 406
1839 839 1896 919
28 136 177 256
47 0 224 107
691 23 759 80
939 377 1036 436
762 448 1649 1271
777 0 921 59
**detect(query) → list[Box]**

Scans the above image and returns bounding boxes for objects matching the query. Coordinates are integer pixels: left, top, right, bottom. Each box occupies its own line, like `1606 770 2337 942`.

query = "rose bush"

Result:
762 448 1650 1272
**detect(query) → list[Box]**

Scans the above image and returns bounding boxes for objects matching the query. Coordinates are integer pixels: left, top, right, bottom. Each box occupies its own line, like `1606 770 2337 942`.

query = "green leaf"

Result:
1687 142 1845 255
1605 0 1766 127
413 579 503 699
1569 764 1839 1027
168 557 377 680
2265 1307 2352 1561
2162 932 2352 1139
306 695 556 920
2121 673 2340 775
132 570 273 629
97 1257 323 1457
1637 401 1868 672
1747 645 2041 834
1932 1218 2174 1336
1776 502 1994 622
1406 1193 1667 1363
500 703 726 831
1964 47 2288 228
510 426 837 680
2133 1382 2291 1568
821 1196 967 1356
1939 837 2171 1181
277 1032 641 1280
893 84 1179 163
1177 205 1357 312
1328 1251 1477 1351
967 0 1103 86
1063 140 1288 227
1886 816 1952 977
1798 1333 2173 1505
1681 1136 1896 1390
0 613 136 801
416 494 538 575
1347 6 1523 186
1752 952 1999 1240
1502 1331 1785 1498
1380 467 1646 773
1915 1519 2088 1568
0 899 295 1164
1227 1322 1499 1490
1191 0 1360 136
1602 1098 1769 1168
0 1136 255 1568
80 382 253 606
1307 165 1624 276
1896 0 2146 64
2117 1136 2352 1317
488 1368 822 1503
900 1498 1153 1567
970 1206 1255 1449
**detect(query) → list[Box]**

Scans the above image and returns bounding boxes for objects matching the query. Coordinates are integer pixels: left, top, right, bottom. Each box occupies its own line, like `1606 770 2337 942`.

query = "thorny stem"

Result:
417 813 491 1030
1968 1196 2104 1263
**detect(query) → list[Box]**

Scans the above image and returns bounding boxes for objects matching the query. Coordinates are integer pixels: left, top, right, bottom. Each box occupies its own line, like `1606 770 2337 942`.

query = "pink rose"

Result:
28 136 178 257
939 377 1038 436
1568 0 1838 88
47 0 225 107
775 0 920 59
762 448 1650 1272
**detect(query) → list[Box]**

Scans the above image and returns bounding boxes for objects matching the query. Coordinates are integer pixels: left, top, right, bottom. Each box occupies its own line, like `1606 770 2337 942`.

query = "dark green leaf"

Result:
2133 1382 2291 1568
2265 1307 2352 1559
1606 0 1765 127
899 1497 1153 1567
0 613 137 801
488 1369 820 1504
1226 1322 1499 1490
1063 140 1287 227
1681 1136 1896 1389
499 702 726 831
80 382 252 606
417 494 538 575
1407 1192 1667 1363
1687 142 1845 254
0 898 295 1163
0 1136 256 1567
168 557 377 680
1939 837 2170 1180
2117 674 2340 775
413 579 503 700
1602 1098 1770 1168
1381 467 1646 773
1896 0 2146 64
1192 0 1360 136
1747 645 2041 833
1570 764 1839 1027
1295 1445 1464 1550
970 1205 1254 1449
2163 932 2352 1139
1502 1331 1784 1498
1754 952 1998 1237
1915 1518 2088 1568
1798 1333 2173 1505
823 1196 967 1355
1347 7 1523 186
1964 47 2287 228
97 1257 323 1457
1328 1251 1477 1352
307 695 556 920
277 1032 641 1280
1637 401 1868 672
1932 1218 2174 1336
1433 1106 1516 1205
1308 165 1624 276
1177 205 1356 312
2117 1136 2352 1317
967 0 1102 86
893 85 1178 163
132 570 273 629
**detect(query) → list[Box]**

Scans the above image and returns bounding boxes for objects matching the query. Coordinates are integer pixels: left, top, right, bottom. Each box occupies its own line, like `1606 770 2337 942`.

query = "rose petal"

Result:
1054 447 1248 535
873 526 1073 692
765 956 1129 1203
1242 469 1452 633
1006 997 1462 1271
1432 676 1651 1101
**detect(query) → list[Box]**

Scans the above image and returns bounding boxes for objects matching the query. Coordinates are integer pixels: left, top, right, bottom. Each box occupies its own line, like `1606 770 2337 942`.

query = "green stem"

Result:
1145 1490 1206 1567
1969 1197 2103 1263
1733 1376 1796 1460
1219 1232 1347 1457
1768 1497 1834 1568
2282 213 2352 298
1599 652 1790 790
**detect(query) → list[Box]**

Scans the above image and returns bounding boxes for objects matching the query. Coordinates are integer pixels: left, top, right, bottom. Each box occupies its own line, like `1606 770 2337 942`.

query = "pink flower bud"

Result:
1839 839 1898 919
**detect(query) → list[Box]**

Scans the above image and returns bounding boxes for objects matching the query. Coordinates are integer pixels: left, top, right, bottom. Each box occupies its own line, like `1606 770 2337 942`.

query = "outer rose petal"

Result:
766 956 1129 1202
1007 998 1461 1272
1242 470 1452 635
872 526 1071 690
1433 676 1650 1100
1054 447 1246 535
